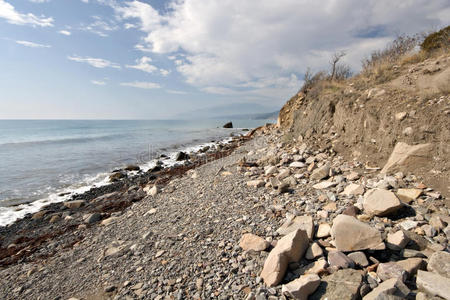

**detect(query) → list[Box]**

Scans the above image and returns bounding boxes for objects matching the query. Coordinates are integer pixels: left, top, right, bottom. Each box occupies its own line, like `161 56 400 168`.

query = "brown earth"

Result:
278 53 450 199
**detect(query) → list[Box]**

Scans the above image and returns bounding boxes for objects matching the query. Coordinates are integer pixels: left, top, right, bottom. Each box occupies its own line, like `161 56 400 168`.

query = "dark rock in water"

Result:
109 172 127 182
223 122 233 128
242 128 249 131
175 151 189 161
149 165 161 173
124 165 140 171
200 146 210 153
160 154 168 158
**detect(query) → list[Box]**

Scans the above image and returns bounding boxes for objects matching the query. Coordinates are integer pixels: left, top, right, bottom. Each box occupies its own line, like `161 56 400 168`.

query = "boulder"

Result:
396 258 425 277
396 188 422 204
428 251 450 278
63 200 86 209
223 122 233 128
376 262 407 282
316 223 331 238
331 215 383 251
260 229 309 287
363 189 402 216
380 142 433 174
363 278 410 300
386 230 410 251
282 274 321 300
416 270 450 300
239 233 270 252
347 251 369 267
310 269 362 300
277 215 314 240
310 163 330 181
328 251 355 269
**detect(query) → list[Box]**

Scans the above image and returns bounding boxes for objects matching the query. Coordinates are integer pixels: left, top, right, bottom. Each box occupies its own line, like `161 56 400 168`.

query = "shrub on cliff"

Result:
421 26 450 52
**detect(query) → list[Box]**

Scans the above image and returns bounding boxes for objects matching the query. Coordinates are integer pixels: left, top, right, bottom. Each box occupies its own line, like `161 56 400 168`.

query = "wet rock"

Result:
109 172 126 182
260 229 309 287
386 230 410 251
124 165 140 171
363 278 410 300
428 251 450 278
277 215 314 240
331 215 383 251
63 200 86 209
310 269 363 300
363 189 402 216
239 233 270 252
223 122 233 128
175 151 189 161
380 142 433 174
416 270 450 300
282 274 321 300
396 188 422 204
376 262 407 282
347 251 369 267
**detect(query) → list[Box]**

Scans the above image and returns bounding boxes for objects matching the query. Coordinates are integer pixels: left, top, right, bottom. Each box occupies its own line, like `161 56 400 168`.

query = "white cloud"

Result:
67 55 121 69
91 80 106 85
120 81 161 89
114 0 450 100
167 89 187 95
160 69 170 77
29 0 50 3
125 56 157 73
124 23 136 29
58 30 71 36
16 40 51 48
0 0 54 27
81 0 89 3
80 15 119 37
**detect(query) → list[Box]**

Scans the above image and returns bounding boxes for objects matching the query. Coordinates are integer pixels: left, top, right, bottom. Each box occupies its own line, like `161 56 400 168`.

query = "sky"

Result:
0 0 449 119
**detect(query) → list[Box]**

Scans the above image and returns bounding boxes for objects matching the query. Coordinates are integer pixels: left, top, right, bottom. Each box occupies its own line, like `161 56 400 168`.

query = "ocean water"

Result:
0 119 270 226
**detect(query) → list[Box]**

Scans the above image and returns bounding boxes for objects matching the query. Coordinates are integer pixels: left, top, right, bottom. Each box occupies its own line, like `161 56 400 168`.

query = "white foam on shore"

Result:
0 134 239 227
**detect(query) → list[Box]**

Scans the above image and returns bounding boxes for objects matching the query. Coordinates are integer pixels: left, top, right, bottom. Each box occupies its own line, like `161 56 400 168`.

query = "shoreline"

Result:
0 128 251 227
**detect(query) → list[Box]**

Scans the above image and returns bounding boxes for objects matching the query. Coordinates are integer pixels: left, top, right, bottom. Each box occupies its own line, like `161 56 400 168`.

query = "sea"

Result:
0 119 271 226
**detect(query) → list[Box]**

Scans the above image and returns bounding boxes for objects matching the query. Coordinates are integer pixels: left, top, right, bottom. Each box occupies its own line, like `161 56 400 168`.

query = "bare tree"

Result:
330 51 346 81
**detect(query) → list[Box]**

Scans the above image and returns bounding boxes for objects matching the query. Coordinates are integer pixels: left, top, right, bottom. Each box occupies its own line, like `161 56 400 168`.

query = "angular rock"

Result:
260 229 309 287
247 180 265 188
313 181 337 189
290 161 306 168
282 274 321 300
277 215 314 240
363 189 402 216
376 262 407 282
342 184 365 196
265 166 278 176
363 278 410 300
396 258 425 277
399 220 418 231
331 215 383 251
396 188 422 204
310 269 362 300
101 217 119 226
386 230 410 251
395 112 407 121
428 251 450 278
416 270 450 300
347 251 369 267
63 200 85 209
143 185 159 197
300 258 328 275
239 233 270 252
380 142 433 174
316 223 331 238
342 205 360 217
310 163 330 181
305 243 323 260
429 216 445 232
328 251 355 269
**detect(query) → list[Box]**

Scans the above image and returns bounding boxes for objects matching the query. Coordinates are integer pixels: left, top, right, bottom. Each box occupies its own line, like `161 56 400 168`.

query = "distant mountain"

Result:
176 103 280 120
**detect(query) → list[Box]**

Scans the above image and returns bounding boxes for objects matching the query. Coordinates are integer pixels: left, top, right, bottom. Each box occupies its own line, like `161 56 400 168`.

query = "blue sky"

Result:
0 0 449 119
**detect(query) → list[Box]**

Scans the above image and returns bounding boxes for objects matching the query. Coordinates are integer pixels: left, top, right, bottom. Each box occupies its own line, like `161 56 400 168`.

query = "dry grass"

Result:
400 51 429 65
437 79 450 95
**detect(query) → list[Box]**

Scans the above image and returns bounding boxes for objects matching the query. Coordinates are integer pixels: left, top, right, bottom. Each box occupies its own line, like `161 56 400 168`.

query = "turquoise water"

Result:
0 119 271 225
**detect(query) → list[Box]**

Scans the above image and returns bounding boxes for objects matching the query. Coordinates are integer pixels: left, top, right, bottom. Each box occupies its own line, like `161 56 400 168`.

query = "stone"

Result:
316 224 331 238
401 249 426 258
386 230 410 251
331 215 383 251
363 189 402 216
239 233 270 252
313 181 337 189
396 258 425 277
323 202 337 212
429 216 445 232
305 243 323 260
63 200 85 209
395 112 407 121
101 217 119 226
380 142 433 174
265 166 278 176
428 251 450 278
363 278 410 300
347 251 369 267
282 274 321 300
310 269 362 300
310 163 330 181
416 270 450 300
290 162 306 168
300 258 328 275
144 185 159 197
223 121 233 128
377 262 407 282
277 169 291 180
342 205 360 217
342 184 365 196
260 229 309 287
175 151 189 161
84 212 102 224
49 215 60 223
399 220 418 231
367 88 386 99
277 215 314 240
346 171 360 181
328 251 355 269
403 127 413 136
247 180 265 188
396 188 422 204
32 210 48 219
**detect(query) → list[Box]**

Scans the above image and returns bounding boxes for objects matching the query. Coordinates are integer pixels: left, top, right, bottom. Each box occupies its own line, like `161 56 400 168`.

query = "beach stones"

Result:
277 215 314 240
282 274 321 300
331 215 383 251
64 200 85 209
363 189 402 216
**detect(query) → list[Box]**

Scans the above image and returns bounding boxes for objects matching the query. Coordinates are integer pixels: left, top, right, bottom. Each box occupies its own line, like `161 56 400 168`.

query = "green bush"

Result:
421 26 450 52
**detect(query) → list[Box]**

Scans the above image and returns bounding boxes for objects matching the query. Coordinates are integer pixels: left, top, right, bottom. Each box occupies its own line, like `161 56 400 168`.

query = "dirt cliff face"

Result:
279 53 450 198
